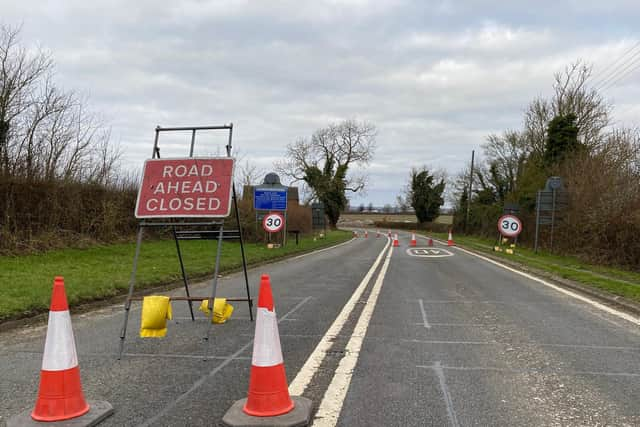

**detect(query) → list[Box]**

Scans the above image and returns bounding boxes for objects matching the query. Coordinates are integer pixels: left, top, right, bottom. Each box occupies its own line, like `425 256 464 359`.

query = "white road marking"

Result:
312 244 394 426
434 361 460 427
404 338 640 351
418 364 640 378
418 234 640 327
418 299 431 328
406 247 454 258
288 238 391 396
290 237 355 260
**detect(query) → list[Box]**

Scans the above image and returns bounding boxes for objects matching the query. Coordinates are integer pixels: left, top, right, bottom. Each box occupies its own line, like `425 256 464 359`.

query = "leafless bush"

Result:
0 25 131 253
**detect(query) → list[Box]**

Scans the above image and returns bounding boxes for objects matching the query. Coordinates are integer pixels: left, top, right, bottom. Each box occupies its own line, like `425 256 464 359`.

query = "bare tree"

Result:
0 25 53 176
0 24 120 183
277 119 376 227
523 61 611 158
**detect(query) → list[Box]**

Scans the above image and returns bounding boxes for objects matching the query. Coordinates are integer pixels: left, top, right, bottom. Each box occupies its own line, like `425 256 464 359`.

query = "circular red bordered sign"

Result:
263 212 285 233
498 214 522 237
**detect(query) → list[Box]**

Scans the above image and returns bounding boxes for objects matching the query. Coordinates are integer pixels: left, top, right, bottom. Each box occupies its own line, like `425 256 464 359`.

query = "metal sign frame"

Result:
118 124 253 360
534 185 568 252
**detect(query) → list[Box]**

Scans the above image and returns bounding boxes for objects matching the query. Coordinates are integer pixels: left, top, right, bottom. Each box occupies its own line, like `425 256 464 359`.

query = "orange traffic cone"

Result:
364 230 368 238
243 275 294 417
393 234 399 247
447 230 454 246
32 277 90 422
410 233 417 247
428 237 434 247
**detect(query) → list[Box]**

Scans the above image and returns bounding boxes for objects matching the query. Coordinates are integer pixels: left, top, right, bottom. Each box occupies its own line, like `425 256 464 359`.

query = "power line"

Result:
599 54 640 92
591 40 640 86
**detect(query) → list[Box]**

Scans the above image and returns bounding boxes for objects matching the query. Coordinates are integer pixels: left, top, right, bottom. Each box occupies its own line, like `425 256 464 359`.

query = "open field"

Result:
339 213 453 225
0 230 351 322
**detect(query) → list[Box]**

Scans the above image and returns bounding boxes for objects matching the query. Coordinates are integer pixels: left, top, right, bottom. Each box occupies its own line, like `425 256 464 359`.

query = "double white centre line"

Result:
311 243 394 426
288 239 391 396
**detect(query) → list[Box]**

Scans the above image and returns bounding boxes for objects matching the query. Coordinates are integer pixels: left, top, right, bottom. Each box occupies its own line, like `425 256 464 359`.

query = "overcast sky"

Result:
3 0 640 206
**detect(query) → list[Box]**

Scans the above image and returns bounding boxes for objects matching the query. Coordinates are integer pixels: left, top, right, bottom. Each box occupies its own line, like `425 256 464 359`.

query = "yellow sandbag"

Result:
140 295 172 338
199 298 234 324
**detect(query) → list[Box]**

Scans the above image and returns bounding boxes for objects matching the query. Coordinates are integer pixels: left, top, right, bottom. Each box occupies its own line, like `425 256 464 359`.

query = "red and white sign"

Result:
498 214 522 237
262 213 285 233
135 157 235 218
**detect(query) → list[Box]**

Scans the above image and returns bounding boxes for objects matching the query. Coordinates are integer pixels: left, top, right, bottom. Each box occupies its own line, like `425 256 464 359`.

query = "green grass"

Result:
429 232 640 304
0 231 351 321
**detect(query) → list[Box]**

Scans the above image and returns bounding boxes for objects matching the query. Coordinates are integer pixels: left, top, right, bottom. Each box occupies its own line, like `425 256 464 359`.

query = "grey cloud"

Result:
2 0 639 205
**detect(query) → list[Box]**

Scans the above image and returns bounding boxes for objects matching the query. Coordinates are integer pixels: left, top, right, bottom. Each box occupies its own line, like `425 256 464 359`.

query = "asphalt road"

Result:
1 231 639 426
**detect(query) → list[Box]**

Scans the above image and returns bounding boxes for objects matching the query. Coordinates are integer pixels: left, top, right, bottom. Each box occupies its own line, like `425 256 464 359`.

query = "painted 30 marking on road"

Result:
406 248 454 258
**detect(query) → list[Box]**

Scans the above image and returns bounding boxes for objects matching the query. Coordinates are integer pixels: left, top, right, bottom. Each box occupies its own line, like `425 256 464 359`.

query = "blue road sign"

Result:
254 187 288 211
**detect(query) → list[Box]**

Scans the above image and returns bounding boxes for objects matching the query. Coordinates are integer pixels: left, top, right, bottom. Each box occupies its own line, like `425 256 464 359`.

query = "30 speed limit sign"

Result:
498 214 522 237
263 212 285 233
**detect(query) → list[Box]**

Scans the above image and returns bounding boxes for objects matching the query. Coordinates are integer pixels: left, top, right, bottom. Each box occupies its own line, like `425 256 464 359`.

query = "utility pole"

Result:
465 150 474 234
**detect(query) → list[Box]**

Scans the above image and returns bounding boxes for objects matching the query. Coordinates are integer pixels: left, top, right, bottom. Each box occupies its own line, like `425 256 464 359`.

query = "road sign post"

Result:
254 174 288 246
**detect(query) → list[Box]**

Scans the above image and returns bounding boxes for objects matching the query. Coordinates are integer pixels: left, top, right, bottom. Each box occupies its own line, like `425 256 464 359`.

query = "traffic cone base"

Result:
223 396 312 427
410 233 417 247
32 366 89 421
428 238 434 247
244 365 294 417
9 400 114 427
447 230 454 246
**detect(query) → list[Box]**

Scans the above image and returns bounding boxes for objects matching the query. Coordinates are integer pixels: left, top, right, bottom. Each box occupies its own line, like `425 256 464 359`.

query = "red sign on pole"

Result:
262 212 285 233
135 158 235 218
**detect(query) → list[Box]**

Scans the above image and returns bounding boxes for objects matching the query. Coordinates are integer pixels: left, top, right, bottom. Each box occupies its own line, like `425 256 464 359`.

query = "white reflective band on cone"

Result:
42 311 79 371
252 307 284 367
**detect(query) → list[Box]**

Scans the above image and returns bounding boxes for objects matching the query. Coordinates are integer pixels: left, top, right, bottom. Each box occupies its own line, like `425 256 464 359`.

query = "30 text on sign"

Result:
263 213 285 233
498 214 522 238
135 158 235 218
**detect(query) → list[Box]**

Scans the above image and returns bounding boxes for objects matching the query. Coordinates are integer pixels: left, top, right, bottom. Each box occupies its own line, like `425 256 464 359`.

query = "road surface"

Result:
1 231 639 426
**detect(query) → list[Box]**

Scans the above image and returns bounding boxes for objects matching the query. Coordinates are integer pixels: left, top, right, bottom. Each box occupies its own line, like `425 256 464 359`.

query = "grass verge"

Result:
429 232 640 305
0 230 351 322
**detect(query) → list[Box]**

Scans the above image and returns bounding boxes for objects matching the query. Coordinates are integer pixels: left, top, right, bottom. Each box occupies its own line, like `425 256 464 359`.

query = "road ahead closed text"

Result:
135 158 235 218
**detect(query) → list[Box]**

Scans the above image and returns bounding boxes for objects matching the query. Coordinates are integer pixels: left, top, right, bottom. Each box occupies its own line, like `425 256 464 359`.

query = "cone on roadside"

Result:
31 277 90 422
222 275 312 427
447 230 454 246
428 237 434 247
243 274 294 417
393 234 399 247
410 233 417 247
364 230 368 238
353 230 358 238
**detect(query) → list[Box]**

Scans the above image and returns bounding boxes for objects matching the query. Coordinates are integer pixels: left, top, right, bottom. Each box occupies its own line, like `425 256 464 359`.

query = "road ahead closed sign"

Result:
135 158 235 218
